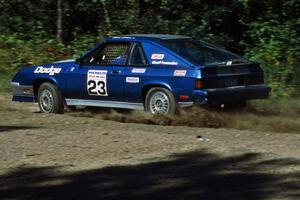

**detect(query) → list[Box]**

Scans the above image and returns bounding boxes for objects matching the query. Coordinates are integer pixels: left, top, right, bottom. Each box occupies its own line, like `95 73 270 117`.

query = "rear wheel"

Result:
145 87 177 115
38 82 64 114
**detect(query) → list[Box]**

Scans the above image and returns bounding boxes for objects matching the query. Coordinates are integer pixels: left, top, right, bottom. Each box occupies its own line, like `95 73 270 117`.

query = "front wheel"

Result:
145 87 177 115
37 82 64 114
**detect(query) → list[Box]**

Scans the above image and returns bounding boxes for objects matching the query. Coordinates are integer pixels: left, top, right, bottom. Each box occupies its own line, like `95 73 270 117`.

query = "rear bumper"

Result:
193 84 271 105
11 82 35 102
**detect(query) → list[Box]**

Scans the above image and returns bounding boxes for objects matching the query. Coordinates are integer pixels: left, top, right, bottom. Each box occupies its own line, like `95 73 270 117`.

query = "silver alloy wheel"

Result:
149 91 170 114
39 89 54 113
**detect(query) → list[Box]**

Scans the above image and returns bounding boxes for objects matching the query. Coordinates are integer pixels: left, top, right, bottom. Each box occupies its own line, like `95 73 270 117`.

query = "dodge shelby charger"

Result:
12 34 271 115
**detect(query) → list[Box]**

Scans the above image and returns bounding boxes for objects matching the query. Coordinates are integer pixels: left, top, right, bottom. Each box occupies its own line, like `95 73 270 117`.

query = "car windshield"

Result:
161 39 249 66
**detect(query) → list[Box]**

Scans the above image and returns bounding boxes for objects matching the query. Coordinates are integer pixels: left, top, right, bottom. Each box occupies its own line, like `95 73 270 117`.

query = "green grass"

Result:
248 98 300 117
0 40 67 92
232 113 300 133
0 71 12 92
0 35 99 92
0 47 14 92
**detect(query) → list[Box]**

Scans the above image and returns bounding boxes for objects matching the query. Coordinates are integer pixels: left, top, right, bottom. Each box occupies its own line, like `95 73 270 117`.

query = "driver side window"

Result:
84 42 131 66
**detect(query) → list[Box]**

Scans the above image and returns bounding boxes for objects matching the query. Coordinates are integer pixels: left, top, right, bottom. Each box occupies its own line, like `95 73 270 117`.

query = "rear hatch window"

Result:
161 39 249 66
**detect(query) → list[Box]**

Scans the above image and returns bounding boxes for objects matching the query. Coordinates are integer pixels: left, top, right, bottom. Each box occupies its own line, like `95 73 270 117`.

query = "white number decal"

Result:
87 70 108 96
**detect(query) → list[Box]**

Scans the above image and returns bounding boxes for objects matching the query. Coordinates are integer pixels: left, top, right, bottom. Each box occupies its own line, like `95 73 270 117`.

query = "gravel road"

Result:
0 94 299 200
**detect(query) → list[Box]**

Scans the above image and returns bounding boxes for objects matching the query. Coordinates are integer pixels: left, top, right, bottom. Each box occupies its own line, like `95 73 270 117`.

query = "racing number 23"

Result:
88 80 106 95
87 70 108 96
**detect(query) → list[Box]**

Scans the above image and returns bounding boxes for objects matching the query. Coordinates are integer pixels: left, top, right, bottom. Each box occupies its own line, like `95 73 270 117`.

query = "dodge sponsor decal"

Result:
34 66 61 75
87 70 108 96
151 54 165 60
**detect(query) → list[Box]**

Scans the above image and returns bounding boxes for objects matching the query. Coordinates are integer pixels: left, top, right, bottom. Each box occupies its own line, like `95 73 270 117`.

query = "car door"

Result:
65 42 132 102
124 43 149 103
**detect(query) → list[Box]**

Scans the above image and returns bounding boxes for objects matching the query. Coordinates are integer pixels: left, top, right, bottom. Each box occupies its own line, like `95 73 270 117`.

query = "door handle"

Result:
112 70 121 74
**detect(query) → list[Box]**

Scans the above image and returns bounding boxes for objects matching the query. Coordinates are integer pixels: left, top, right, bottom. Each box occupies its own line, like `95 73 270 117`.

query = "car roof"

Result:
110 34 192 41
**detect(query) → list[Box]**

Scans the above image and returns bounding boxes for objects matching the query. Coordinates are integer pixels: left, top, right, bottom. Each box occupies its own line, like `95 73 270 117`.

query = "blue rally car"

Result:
12 34 271 115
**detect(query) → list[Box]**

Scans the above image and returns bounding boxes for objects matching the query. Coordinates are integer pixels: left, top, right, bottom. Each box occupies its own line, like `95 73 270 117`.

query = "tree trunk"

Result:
101 0 111 31
57 0 63 43
139 0 146 18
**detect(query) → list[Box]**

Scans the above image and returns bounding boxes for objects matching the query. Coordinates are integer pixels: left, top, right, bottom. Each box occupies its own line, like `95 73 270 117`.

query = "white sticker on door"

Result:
87 70 108 96
126 77 139 83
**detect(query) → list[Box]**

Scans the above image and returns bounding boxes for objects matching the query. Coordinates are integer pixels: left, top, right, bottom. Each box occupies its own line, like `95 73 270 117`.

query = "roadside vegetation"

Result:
0 0 299 96
0 35 99 92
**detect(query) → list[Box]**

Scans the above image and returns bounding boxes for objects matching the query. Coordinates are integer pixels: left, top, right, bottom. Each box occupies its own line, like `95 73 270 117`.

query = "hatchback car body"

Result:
12 34 271 114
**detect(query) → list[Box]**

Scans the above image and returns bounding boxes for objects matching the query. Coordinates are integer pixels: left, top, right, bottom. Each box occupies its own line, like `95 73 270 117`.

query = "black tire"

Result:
37 82 64 114
145 87 177 115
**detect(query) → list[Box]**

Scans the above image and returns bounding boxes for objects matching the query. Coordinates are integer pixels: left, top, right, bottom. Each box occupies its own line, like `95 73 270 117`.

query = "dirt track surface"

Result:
0 94 299 200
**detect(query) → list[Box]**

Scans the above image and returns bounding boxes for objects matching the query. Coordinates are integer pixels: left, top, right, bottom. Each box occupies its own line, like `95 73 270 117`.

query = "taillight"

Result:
195 79 204 89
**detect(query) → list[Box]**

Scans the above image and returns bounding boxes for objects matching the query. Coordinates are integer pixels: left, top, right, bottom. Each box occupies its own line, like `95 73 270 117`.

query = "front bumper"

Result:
193 84 271 105
11 82 35 102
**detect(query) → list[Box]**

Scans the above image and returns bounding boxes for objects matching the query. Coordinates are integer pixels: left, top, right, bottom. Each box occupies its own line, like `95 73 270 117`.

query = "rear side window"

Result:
84 43 131 66
128 44 147 66
141 42 189 67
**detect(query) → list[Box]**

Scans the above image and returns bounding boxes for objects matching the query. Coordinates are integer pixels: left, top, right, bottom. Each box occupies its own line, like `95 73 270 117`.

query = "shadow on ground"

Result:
0 150 299 200
0 126 38 132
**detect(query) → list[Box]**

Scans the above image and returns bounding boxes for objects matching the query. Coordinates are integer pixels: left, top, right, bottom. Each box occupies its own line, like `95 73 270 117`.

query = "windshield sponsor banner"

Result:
34 66 62 75
112 36 135 39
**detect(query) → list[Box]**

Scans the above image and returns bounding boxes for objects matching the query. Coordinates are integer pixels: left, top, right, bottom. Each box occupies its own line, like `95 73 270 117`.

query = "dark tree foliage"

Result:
0 0 299 96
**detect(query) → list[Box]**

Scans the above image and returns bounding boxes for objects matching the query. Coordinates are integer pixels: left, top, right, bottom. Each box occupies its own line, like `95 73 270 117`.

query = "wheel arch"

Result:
32 78 58 101
141 83 173 102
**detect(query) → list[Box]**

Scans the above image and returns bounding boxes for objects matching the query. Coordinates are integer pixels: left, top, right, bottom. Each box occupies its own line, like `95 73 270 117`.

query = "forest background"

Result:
0 0 299 97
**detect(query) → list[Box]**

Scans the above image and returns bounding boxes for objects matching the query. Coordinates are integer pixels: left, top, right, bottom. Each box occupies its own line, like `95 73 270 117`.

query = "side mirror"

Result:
75 58 83 66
